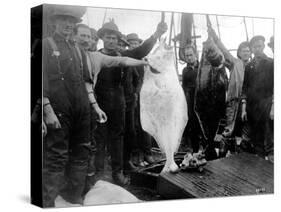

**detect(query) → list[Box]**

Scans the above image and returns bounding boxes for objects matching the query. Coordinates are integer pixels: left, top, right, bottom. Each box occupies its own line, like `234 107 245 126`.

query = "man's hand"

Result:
214 134 224 142
222 128 232 138
153 22 168 39
241 102 247 122
241 110 247 122
43 104 61 129
93 104 107 123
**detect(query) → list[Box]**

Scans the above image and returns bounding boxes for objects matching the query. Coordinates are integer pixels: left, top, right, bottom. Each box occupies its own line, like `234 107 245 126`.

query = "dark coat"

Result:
242 54 273 123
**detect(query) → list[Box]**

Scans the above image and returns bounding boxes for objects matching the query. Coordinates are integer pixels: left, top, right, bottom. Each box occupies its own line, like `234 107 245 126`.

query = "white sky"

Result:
81 7 274 74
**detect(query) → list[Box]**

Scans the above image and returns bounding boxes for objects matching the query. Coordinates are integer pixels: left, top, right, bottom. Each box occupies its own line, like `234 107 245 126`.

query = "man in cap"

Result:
73 23 103 193
73 23 149 191
127 33 143 49
125 32 155 167
42 6 91 207
94 20 167 185
181 44 201 153
241 35 273 161
208 27 253 155
118 34 130 51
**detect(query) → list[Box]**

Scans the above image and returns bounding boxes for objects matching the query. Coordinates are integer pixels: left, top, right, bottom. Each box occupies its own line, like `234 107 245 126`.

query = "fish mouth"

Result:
149 66 161 74
144 57 161 74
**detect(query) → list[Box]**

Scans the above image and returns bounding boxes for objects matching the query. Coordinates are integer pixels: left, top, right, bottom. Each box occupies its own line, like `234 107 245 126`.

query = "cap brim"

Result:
50 14 82 23
127 38 143 43
120 39 130 46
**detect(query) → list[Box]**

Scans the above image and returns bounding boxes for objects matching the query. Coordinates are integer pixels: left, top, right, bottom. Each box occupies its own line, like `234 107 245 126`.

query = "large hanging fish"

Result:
140 40 188 173
194 37 228 159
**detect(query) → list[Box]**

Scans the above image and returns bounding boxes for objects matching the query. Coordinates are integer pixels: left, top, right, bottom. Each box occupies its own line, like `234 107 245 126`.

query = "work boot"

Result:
112 172 129 186
83 174 97 196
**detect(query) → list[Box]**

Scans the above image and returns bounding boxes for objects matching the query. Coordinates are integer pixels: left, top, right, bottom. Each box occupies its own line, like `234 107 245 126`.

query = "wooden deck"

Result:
157 153 274 199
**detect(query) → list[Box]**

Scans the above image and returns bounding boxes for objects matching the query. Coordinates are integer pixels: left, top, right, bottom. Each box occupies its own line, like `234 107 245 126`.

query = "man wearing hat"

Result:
124 32 155 168
94 20 167 185
118 34 130 51
127 33 143 49
241 35 274 162
73 23 149 191
181 44 201 153
123 33 142 170
42 6 91 207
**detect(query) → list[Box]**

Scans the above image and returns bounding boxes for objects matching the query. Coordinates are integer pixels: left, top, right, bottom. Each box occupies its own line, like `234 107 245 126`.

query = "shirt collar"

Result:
254 53 268 61
53 32 75 45
186 60 199 70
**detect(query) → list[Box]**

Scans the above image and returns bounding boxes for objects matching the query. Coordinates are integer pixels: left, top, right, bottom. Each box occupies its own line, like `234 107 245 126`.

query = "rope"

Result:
169 12 174 46
102 8 107 26
216 15 221 40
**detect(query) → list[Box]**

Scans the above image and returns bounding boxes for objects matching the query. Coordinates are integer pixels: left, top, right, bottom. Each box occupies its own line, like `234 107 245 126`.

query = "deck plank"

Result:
157 153 273 199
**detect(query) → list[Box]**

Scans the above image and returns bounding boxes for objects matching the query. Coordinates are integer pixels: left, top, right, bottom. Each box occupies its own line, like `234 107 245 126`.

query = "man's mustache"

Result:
64 27 73 31
80 41 90 47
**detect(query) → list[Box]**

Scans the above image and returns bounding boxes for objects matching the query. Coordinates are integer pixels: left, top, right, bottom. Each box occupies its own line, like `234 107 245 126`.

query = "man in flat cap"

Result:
94 20 167 185
124 32 155 168
241 35 274 162
73 23 148 192
42 7 91 207
118 34 130 51
181 44 201 153
127 33 143 49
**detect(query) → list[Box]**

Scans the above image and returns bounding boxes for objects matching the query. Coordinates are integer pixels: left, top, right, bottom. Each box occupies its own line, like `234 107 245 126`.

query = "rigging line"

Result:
216 15 221 40
169 12 174 46
172 13 177 39
102 8 107 26
243 17 249 42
